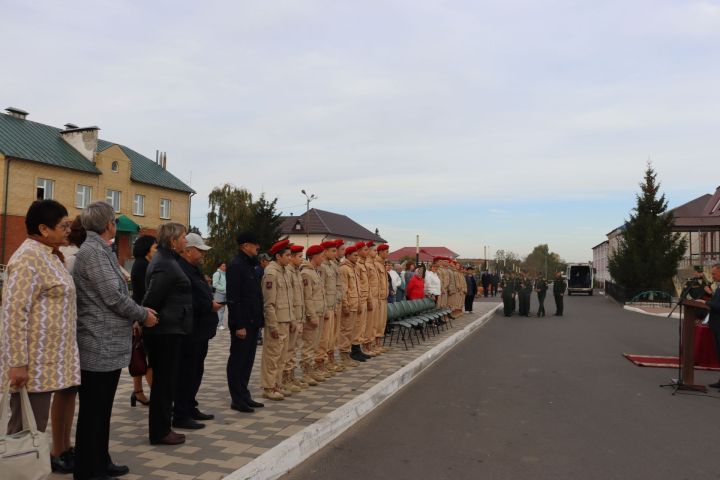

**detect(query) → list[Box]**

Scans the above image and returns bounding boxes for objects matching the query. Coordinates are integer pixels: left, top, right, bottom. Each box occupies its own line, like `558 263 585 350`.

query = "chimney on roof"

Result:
60 125 100 163
156 151 167 170
5 107 28 119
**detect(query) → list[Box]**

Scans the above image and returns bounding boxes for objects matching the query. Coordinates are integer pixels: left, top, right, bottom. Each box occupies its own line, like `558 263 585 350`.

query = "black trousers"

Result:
173 337 210 421
74 369 121 480
502 295 514 316
227 326 259 405
554 293 564 315
519 293 530 316
537 292 546 316
144 334 184 442
491 284 498 296
482 284 489 297
464 295 474 312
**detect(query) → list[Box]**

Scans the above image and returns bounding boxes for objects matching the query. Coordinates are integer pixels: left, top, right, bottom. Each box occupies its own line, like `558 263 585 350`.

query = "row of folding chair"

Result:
384 298 453 350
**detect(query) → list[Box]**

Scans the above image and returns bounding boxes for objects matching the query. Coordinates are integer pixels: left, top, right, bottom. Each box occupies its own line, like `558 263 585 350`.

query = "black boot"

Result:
349 345 367 362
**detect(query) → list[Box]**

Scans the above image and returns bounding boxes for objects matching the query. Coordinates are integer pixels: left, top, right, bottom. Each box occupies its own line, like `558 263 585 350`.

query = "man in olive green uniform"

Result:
301 245 327 383
500 274 515 317
283 244 310 390
364 242 381 356
339 245 362 366
318 240 341 375
535 275 548 317
329 240 345 369
352 242 372 360
375 244 391 351
553 271 567 316
261 240 294 401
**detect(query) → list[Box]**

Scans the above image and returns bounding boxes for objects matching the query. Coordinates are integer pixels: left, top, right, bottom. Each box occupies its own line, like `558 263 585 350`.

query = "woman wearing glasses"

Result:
1 200 81 443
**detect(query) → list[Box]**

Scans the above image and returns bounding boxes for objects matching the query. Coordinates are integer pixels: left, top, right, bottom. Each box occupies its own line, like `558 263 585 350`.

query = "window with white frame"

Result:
133 194 145 216
106 189 121 212
75 184 92 208
36 178 54 200
160 198 170 219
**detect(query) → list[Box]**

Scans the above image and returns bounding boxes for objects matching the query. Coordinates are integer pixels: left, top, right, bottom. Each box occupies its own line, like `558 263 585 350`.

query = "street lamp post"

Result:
301 189 317 249
416 234 420 266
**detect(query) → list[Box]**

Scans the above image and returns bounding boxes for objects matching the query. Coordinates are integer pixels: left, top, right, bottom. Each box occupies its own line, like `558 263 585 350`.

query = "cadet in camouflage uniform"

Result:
318 240 342 375
375 244 391 352
363 241 380 356
339 245 362 366
352 242 373 359
283 244 310 390
300 245 327 383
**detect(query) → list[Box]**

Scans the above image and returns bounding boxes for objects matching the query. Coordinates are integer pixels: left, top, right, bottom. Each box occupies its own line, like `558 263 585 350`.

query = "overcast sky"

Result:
3 0 720 261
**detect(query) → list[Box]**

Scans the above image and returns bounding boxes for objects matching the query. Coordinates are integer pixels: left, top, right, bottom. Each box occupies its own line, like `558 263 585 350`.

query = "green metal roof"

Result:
0 113 100 173
115 214 141 233
0 112 195 194
97 140 195 194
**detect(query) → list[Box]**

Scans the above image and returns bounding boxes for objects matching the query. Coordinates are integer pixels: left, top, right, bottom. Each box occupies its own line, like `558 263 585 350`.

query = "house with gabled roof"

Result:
279 208 385 248
387 246 459 263
0 107 195 267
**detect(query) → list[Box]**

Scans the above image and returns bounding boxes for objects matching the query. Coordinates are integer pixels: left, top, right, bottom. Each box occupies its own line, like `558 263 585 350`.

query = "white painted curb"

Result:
623 305 679 319
224 303 503 480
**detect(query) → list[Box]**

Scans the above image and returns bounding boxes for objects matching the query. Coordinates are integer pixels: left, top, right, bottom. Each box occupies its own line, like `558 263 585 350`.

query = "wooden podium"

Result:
674 299 710 392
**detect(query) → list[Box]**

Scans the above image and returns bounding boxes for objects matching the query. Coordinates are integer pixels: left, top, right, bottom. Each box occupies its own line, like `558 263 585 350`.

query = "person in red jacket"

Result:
406 268 426 300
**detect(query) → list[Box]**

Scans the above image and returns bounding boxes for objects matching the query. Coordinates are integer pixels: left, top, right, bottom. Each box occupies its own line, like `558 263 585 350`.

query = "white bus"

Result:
566 263 593 295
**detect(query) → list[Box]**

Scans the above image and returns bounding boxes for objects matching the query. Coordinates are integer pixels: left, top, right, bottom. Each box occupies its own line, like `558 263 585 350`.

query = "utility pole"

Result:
301 189 317 249
416 234 420 266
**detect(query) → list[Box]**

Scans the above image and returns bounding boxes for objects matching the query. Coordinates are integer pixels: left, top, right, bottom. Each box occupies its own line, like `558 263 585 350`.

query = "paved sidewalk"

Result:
49 301 499 480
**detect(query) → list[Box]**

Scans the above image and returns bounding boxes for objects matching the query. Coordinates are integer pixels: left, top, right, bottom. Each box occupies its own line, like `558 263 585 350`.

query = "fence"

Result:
604 280 628 304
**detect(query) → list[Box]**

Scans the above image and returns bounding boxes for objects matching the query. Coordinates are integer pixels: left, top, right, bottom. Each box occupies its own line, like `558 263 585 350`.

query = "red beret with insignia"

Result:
321 241 337 250
377 244 389 251
269 239 291 256
306 245 324 257
334 239 345 248
366 240 375 248
290 244 304 254
344 245 357 255
354 241 365 249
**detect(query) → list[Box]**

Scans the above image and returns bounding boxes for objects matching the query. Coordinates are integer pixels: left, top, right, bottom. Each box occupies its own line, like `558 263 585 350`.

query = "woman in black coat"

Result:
129 235 157 406
142 223 193 445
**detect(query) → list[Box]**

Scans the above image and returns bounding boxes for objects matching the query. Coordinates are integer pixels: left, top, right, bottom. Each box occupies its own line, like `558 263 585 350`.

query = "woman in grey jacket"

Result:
73 201 158 480
142 222 193 445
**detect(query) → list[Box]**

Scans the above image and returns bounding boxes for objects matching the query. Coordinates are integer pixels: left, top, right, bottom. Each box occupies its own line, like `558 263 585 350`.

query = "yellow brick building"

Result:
0 107 195 267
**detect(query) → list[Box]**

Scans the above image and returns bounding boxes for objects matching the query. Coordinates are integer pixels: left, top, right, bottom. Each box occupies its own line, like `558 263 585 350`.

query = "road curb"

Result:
224 303 503 480
623 305 679 319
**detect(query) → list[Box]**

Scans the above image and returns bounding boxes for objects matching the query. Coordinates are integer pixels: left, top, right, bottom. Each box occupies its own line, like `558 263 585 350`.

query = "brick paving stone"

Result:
46 302 498 480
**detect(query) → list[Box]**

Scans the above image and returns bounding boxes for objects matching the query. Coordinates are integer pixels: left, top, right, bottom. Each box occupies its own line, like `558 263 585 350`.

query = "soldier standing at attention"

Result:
500 274 514 317
283 244 309 391
318 241 341 375
553 271 567 316
375 244 391 352
518 275 532 317
329 240 345 370
363 241 380 356
339 245 362 366
535 275 548 317
352 242 373 360
260 240 294 401
301 245 327 383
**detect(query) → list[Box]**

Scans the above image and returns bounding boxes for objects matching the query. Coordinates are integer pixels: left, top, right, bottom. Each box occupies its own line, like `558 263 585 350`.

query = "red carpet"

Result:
623 353 720 371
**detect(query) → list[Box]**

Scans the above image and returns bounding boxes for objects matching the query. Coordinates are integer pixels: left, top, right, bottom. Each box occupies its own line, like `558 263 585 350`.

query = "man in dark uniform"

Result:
511 273 520 313
226 231 265 413
464 266 478 313
500 274 515 317
518 275 532 317
535 275 548 317
701 264 720 388
490 273 499 297
553 271 566 316
481 271 490 298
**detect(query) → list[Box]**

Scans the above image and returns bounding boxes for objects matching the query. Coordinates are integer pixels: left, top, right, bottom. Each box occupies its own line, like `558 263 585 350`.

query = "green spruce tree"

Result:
608 163 686 297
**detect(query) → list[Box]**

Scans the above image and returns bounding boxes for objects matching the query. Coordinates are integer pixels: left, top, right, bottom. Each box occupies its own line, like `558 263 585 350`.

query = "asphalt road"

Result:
282 293 720 480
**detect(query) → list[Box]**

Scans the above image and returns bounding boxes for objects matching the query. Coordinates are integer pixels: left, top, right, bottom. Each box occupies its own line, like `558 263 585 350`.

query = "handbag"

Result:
0 385 51 480
129 333 148 377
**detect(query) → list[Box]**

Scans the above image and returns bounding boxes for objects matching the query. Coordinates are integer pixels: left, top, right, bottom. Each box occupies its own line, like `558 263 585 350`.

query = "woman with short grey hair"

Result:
142 222 193 445
73 201 158 479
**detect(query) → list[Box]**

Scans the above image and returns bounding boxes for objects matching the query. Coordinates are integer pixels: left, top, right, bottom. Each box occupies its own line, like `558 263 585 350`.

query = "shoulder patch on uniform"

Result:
303 278 308 286
266 281 273 289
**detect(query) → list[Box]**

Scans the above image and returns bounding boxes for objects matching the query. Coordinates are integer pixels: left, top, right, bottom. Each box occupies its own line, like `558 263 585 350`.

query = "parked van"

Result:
566 263 593 295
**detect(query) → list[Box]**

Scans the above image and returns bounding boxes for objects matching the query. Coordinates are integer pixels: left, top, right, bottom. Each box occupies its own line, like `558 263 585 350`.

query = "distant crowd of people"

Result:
499 272 567 317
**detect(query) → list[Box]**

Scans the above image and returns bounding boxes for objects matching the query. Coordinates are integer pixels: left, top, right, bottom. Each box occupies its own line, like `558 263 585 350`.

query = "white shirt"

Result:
424 270 441 296
388 270 402 293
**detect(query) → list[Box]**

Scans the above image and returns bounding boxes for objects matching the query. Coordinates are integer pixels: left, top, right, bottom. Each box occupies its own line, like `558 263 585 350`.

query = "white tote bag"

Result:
0 386 51 480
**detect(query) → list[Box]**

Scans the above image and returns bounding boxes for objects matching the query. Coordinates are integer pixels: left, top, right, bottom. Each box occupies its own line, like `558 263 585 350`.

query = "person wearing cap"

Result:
329 239 345 369
173 233 221 429
374 244 390 352
227 231 265 413
352 242 373 360
464 266 478 313
364 242 381 356
339 245 362 366
283 245 310 391
301 245 328 382
318 241 343 376
260 239 295 401
455 262 467 317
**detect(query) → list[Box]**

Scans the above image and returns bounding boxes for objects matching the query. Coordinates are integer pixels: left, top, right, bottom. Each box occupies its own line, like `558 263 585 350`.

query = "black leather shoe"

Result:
245 399 264 408
709 381 720 388
51 454 73 474
231 402 255 413
106 462 130 477
349 351 367 362
172 418 205 430
191 409 215 421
